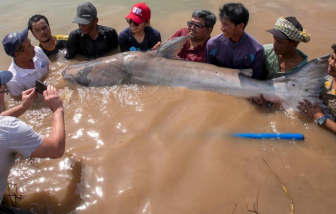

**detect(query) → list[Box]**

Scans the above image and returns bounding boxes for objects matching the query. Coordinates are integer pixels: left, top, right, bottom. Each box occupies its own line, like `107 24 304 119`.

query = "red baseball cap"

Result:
125 3 151 25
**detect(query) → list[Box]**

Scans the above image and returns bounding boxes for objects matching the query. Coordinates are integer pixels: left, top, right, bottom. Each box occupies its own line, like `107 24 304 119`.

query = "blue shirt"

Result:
118 26 161 52
206 33 265 79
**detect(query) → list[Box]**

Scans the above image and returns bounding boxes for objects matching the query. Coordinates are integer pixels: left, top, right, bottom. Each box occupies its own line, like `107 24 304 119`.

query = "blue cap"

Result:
0 71 13 86
2 27 29 57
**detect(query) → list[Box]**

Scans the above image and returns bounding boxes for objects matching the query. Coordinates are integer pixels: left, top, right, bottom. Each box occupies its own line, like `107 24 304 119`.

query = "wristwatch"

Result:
317 116 328 126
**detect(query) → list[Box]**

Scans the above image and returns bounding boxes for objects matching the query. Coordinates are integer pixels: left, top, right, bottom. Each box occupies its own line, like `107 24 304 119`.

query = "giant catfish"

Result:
62 36 330 113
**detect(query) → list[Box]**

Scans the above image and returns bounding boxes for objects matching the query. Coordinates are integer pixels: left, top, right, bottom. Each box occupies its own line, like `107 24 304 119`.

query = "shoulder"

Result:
208 34 225 46
145 27 161 36
99 25 117 34
171 28 188 38
34 46 50 63
69 28 81 36
244 33 263 50
119 28 130 36
263 44 275 56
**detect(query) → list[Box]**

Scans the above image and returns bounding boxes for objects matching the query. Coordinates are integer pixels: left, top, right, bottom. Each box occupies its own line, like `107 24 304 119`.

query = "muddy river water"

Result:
1 0 336 213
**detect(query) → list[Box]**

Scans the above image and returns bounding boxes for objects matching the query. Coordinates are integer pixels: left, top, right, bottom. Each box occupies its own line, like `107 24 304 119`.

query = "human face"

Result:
328 52 336 77
219 18 242 40
273 36 296 55
31 19 51 43
187 17 211 41
78 19 97 35
15 38 35 60
126 18 146 34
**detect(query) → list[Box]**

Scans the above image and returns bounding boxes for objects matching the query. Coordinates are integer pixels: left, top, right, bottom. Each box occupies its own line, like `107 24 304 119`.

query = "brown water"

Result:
1 0 336 213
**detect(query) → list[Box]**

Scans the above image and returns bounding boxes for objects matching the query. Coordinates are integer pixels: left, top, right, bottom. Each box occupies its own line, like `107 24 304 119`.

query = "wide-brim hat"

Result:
0 71 13 86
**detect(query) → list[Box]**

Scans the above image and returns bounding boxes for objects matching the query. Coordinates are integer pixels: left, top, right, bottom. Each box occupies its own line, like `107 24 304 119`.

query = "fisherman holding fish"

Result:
0 71 65 213
250 16 310 108
206 3 265 79
28 14 67 57
65 2 119 59
118 3 161 52
151 9 216 63
2 27 50 97
298 44 336 134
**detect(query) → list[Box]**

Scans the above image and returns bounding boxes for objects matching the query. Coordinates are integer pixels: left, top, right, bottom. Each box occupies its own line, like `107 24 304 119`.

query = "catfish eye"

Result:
292 84 295 86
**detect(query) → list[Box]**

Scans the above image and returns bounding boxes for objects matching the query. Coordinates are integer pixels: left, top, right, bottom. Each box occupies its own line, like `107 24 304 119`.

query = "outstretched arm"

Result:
298 99 336 134
31 86 65 158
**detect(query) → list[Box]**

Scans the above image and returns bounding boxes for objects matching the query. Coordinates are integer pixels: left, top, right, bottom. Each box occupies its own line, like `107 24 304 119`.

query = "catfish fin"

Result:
157 36 190 59
279 54 331 113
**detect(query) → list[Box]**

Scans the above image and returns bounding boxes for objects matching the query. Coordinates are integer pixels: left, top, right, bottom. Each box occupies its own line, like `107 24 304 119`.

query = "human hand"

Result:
151 42 162 51
43 85 63 113
297 99 324 120
21 88 38 110
249 94 282 109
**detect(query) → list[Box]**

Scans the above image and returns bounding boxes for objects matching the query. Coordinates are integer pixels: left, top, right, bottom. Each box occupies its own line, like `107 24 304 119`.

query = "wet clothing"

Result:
319 75 336 117
206 32 265 79
0 116 43 204
263 44 308 79
118 26 161 52
65 25 118 59
6 47 50 96
39 35 67 56
170 28 208 63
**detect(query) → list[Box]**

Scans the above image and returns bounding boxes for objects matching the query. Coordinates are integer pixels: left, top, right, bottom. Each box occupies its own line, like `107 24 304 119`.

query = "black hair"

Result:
219 3 249 29
27 14 49 31
332 44 336 54
192 9 217 28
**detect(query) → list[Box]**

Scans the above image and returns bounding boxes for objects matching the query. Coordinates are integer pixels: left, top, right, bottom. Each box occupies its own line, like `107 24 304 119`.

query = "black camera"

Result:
35 80 47 94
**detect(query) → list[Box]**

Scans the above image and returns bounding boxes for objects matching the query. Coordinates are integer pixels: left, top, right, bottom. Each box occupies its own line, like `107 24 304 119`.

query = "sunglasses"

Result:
187 21 206 30
0 89 9 94
126 18 139 27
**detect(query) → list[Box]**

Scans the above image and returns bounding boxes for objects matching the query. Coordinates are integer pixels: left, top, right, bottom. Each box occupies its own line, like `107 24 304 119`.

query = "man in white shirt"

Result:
2 27 50 97
0 72 65 213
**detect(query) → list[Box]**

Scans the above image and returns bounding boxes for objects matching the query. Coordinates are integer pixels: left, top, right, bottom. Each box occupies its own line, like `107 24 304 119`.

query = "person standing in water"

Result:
118 3 161 52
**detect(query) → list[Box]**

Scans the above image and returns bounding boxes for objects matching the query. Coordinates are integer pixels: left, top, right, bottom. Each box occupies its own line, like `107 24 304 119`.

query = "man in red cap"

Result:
118 2 161 52
65 2 119 59
2 27 50 97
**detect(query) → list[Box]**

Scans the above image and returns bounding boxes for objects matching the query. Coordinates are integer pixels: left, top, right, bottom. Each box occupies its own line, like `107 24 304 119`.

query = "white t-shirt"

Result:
0 116 43 204
6 47 50 96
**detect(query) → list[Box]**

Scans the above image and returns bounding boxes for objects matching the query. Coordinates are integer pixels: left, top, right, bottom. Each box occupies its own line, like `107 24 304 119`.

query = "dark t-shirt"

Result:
40 36 67 56
170 28 208 63
65 25 118 59
118 26 161 52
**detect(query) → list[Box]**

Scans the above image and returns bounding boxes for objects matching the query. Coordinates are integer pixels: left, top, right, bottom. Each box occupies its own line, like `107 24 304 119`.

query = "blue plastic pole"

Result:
233 133 304 140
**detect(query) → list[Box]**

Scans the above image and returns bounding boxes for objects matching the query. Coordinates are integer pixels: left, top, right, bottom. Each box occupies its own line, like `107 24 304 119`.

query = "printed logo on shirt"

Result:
132 7 142 16
7 33 17 39
41 61 47 68
210 48 217 57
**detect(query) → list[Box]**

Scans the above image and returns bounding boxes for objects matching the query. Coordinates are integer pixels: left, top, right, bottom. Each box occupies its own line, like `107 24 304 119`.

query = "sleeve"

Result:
65 31 78 59
149 29 161 48
106 28 119 51
206 40 216 65
251 48 265 80
118 29 129 52
8 118 43 158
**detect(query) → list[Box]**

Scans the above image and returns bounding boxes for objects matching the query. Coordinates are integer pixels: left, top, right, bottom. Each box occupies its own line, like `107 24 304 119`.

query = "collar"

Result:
228 32 246 46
